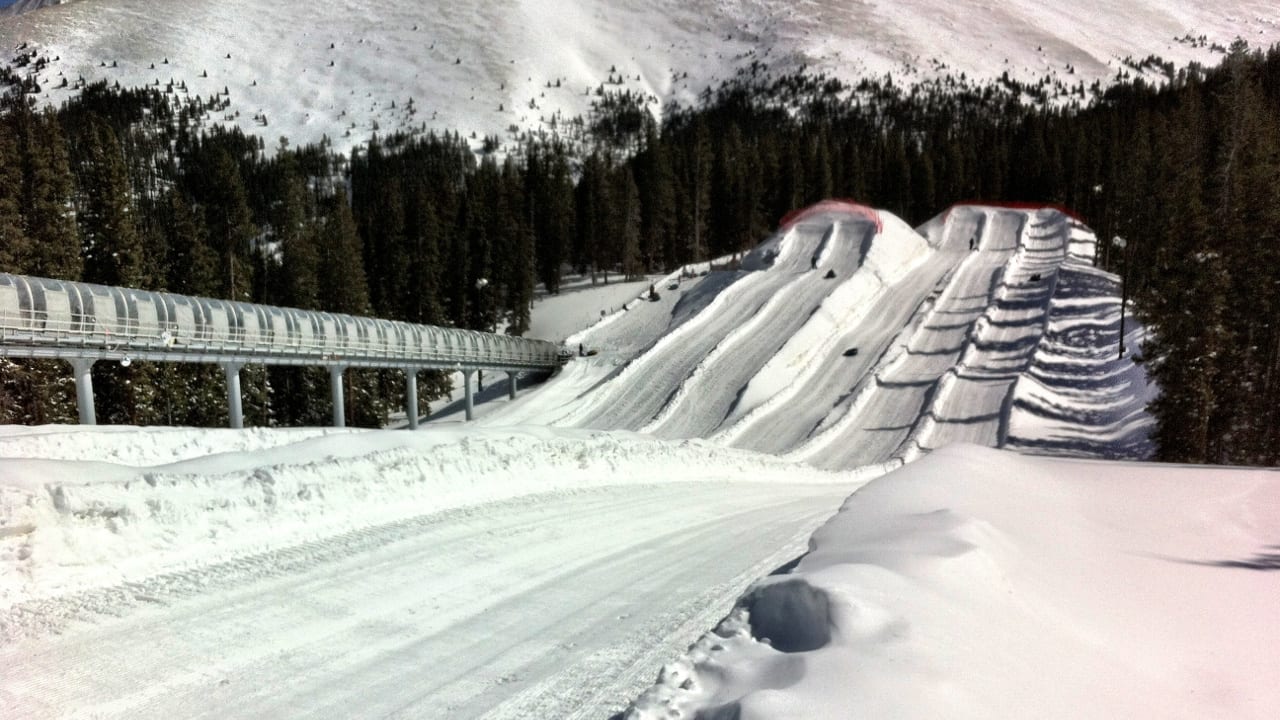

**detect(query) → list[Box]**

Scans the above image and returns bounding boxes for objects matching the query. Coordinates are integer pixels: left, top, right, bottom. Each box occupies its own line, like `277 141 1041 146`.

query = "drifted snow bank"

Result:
0 425 357 465
0 426 856 610
625 444 1280 720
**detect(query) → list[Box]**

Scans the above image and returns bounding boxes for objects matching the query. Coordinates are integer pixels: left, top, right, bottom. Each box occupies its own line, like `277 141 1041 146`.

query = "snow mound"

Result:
623 444 1280 720
779 199 882 233
0 425 358 466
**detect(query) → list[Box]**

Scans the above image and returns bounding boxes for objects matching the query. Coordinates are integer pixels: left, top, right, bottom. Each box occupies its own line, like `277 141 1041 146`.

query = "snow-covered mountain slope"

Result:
3 0 1278 152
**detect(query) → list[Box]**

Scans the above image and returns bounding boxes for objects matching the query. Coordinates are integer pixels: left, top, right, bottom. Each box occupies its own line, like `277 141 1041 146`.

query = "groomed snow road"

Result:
0 430 856 719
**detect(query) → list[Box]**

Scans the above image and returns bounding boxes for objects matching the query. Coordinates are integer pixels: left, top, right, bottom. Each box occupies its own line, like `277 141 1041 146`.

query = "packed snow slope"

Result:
3 0 1279 151
489 204 1153 465
625 444 1280 720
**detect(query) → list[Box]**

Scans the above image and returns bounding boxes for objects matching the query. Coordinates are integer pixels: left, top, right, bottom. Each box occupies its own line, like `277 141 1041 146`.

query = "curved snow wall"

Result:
945 201 1087 224
780 200 883 234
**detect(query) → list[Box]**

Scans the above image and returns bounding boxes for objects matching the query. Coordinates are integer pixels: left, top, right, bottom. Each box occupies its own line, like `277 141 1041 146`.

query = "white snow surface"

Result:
3 0 1279 153
626 444 1280 720
0 425 859 612
1 203 1271 718
0 423 866 718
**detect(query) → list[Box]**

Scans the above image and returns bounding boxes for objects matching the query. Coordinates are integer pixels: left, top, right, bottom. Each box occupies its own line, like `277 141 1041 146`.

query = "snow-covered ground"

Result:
0 424 866 717
3 0 1279 153
2 203 1273 719
625 444 1280 720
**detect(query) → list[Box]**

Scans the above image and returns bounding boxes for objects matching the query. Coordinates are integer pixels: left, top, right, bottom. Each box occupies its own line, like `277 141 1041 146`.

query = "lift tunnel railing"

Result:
0 272 565 428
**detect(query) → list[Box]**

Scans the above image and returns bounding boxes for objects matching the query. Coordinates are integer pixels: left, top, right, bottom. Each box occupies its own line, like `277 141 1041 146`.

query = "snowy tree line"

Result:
2 43 1279 463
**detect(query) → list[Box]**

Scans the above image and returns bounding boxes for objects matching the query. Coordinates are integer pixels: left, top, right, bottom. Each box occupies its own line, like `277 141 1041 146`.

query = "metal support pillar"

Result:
508 371 518 401
330 366 346 428
224 363 244 429
463 369 475 421
69 358 96 425
405 370 419 430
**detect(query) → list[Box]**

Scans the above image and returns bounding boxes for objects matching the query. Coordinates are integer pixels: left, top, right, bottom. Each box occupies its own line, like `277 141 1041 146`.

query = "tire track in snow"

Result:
0 482 854 720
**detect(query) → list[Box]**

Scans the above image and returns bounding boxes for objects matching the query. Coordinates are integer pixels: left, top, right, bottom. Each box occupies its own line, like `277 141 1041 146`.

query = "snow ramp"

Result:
565 206 875 430
489 203 1152 468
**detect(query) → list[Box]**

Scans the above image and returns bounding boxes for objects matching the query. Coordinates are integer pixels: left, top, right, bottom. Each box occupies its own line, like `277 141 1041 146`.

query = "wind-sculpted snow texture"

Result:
624 445 1280 720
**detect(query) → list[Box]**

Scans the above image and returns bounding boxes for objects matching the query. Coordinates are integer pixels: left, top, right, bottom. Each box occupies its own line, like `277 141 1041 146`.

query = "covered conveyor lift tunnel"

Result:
0 273 564 428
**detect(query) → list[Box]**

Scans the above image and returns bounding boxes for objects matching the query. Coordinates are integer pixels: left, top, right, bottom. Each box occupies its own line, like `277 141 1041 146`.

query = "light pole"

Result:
1112 235 1128 359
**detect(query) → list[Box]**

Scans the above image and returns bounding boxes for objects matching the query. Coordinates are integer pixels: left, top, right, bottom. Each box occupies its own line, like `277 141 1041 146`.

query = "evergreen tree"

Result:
0 95 81 424
574 151 609 278
74 119 152 288
501 155 537 335
527 140 574 293
200 146 257 300
12 101 82 280
614 166 643 279
0 110 31 270
635 122 676 271
316 194 384 427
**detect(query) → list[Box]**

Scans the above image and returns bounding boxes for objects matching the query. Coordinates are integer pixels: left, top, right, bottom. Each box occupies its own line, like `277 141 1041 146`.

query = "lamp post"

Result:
1112 235 1128 359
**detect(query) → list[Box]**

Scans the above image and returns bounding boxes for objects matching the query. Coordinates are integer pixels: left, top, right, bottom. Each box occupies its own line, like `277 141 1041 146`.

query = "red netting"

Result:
779 199 883 233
